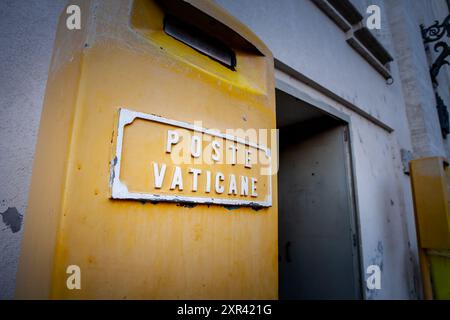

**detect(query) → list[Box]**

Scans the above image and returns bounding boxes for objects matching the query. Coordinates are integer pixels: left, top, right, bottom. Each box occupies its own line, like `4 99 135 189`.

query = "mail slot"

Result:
16 0 277 299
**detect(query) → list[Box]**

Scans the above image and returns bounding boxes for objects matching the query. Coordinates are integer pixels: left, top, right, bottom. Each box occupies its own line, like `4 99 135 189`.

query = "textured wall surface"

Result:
387 0 448 158
0 0 66 299
216 0 423 299
0 0 447 299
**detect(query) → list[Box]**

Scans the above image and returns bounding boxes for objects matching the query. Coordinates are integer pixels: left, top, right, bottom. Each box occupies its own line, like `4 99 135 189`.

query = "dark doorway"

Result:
277 89 361 299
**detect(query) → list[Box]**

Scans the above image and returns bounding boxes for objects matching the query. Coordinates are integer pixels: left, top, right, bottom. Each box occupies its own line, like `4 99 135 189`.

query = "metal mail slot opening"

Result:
163 15 237 70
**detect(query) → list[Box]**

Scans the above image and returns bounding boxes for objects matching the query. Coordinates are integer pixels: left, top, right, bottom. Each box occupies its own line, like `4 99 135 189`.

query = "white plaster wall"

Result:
0 0 444 300
388 0 448 158
0 0 67 300
216 0 420 298
216 0 405 129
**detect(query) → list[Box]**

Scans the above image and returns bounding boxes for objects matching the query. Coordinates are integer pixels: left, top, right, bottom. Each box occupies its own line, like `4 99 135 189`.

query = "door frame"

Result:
275 67 364 299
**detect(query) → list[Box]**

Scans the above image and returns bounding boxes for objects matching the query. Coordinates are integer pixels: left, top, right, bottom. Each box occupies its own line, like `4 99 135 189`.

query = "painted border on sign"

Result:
111 108 272 207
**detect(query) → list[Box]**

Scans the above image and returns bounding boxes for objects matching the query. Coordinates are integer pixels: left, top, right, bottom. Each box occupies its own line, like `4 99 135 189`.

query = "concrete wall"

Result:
387 0 448 158
216 0 420 299
0 0 447 299
0 0 67 299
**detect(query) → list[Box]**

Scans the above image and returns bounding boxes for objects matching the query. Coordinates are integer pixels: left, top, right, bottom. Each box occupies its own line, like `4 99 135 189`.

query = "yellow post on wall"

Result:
410 157 450 299
16 0 277 299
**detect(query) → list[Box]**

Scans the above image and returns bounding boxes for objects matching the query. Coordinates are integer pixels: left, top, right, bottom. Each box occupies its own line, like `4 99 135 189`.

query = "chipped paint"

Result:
0 207 23 233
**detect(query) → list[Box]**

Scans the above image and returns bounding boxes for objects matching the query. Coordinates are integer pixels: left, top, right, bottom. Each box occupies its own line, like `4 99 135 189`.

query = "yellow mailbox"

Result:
16 0 277 299
410 157 450 299
410 157 450 249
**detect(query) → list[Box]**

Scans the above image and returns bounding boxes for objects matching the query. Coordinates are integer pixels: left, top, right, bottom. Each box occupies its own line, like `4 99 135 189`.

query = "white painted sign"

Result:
111 108 272 207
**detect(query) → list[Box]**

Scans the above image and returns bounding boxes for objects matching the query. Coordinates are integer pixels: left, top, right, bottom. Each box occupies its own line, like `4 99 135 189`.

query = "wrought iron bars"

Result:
421 15 450 44
429 41 450 87
421 15 450 86
436 92 450 138
421 16 450 139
